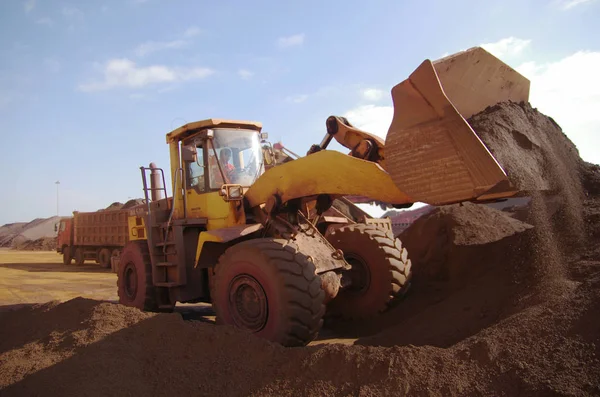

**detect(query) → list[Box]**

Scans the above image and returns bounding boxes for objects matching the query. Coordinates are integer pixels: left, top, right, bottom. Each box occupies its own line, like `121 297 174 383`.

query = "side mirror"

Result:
262 145 274 165
181 145 197 162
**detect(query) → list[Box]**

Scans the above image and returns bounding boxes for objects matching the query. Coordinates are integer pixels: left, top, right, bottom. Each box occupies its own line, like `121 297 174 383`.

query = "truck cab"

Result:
56 217 73 255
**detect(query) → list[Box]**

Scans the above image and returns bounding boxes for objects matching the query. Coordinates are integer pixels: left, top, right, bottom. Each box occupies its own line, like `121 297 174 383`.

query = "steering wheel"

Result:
243 156 257 175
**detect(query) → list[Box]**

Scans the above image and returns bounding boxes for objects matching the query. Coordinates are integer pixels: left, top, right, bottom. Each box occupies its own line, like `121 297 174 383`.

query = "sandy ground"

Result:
0 248 353 346
0 249 117 308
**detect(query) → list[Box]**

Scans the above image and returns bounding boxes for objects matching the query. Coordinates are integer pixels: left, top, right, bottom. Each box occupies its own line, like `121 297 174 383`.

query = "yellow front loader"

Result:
116 47 530 347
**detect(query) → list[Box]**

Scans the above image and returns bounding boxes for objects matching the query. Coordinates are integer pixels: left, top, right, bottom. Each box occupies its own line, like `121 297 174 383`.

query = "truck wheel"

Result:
212 238 325 347
111 249 120 273
98 248 111 269
74 248 85 266
117 241 171 312
326 224 412 320
63 247 72 265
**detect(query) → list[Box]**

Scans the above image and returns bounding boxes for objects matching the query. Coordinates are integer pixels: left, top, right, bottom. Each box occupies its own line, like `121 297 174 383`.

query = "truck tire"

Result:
117 241 171 312
63 247 72 265
211 238 325 347
74 248 85 266
326 224 412 320
98 248 111 269
111 249 120 273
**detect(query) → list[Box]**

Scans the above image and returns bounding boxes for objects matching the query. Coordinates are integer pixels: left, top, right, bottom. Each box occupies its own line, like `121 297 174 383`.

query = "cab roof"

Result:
166 119 263 143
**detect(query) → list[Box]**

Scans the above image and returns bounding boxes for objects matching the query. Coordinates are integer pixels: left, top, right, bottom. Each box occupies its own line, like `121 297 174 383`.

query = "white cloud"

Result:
184 26 201 38
558 0 596 9
135 40 187 57
24 0 35 13
78 59 215 92
362 88 385 101
343 105 393 139
481 37 531 59
62 6 84 19
516 50 600 165
238 69 254 80
129 93 148 100
285 94 308 104
36 17 54 26
277 34 305 48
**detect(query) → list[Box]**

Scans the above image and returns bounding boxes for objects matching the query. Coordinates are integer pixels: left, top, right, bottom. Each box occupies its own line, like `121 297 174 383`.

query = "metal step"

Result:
156 262 177 267
154 281 179 287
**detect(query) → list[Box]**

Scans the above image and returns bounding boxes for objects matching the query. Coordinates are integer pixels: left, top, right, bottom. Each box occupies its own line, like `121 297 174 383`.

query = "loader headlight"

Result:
220 184 244 202
230 186 242 198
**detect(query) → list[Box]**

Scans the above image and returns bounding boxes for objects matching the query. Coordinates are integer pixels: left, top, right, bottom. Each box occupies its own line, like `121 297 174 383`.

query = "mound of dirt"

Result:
397 202 533 283
12 237 57 251
121 198 146 210
0 217 62 249
0 299 302 396
104 202 124 211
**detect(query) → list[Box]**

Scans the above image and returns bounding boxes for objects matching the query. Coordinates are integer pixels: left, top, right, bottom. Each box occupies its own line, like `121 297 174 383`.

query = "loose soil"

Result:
1 102 599 396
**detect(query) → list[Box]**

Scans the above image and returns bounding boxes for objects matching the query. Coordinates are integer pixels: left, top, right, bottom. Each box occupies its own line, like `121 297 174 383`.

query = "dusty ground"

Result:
0 249 117 307
0 249 353 346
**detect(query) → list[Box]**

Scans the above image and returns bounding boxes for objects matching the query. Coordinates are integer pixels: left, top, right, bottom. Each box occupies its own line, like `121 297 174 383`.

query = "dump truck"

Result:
115 46 530 346
57 208 132 270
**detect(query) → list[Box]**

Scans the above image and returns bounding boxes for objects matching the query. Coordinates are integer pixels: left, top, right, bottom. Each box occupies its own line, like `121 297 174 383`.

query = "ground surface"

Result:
0 249 355 346
0 250 117 307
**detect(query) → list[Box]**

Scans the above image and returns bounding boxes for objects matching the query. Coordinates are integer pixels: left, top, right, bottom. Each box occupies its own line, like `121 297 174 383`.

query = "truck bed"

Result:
73 210 129 247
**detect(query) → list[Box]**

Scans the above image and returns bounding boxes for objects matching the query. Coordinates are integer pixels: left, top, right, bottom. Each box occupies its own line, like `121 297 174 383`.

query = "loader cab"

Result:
165 119 266 227
182 128 266 193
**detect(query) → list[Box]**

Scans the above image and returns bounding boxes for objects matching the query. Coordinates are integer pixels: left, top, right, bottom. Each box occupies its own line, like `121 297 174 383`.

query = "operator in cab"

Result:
211 147 236 185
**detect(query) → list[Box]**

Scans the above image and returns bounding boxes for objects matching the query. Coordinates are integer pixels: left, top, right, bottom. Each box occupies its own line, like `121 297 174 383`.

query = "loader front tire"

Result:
326 224 412 320
117 241 172 312
212 238 325 347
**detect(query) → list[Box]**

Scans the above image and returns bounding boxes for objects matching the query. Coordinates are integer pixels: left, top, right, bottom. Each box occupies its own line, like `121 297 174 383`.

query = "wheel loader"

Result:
116 47 530 347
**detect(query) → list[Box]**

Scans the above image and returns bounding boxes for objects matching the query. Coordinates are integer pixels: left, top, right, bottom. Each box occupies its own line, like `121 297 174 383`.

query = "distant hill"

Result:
0 216 64 248
0 197 147 250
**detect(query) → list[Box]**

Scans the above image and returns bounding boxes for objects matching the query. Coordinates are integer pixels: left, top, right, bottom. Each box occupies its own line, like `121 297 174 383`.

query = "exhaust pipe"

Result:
149 162 163 201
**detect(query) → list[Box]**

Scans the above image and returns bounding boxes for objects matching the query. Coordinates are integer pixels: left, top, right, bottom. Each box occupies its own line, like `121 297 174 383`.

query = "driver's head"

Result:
220 148 232 162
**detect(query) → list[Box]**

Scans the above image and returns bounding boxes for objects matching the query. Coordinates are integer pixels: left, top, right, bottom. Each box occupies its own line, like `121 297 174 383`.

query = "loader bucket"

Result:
384 46 530 205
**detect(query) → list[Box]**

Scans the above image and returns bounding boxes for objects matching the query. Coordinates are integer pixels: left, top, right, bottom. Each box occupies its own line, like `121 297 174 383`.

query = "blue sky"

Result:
1 0 599 224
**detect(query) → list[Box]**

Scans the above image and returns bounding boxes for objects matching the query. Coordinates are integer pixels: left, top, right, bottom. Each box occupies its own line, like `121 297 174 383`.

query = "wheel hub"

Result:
123 263 138 299
344 253 371 294
228 274 268 332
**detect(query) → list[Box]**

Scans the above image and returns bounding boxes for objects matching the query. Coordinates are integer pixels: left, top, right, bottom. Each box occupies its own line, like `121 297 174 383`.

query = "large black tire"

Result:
74 247 85 266
98 248 111 269
117 241 172 312
63 246 72 265
326 224 412 320
212 238 325 347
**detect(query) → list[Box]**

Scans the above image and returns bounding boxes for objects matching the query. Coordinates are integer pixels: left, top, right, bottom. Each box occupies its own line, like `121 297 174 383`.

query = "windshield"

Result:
208 128 265 189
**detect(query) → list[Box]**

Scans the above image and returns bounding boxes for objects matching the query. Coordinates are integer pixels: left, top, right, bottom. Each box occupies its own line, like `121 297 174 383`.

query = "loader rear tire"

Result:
74 248 85 266
326 224 412 320
117 241 172 312
212 238 325 347
98 248 111 269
